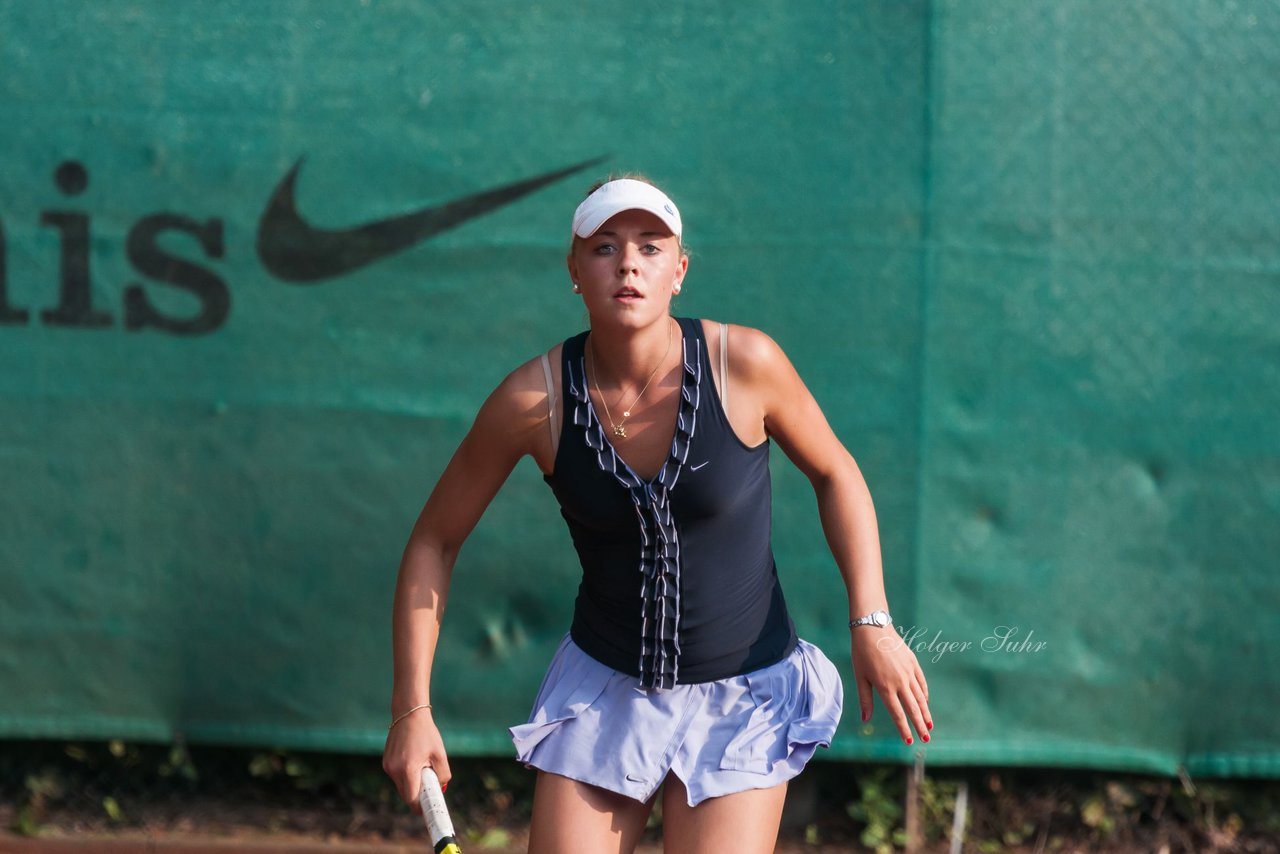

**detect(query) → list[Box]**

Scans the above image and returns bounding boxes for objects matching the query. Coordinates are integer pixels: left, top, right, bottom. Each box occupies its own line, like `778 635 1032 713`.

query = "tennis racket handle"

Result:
418 766 461 854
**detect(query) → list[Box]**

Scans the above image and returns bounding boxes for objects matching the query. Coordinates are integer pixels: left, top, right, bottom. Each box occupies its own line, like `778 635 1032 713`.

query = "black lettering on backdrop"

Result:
2 155 600 336
124 214 228 335
39 161 112 328
0 218 30 324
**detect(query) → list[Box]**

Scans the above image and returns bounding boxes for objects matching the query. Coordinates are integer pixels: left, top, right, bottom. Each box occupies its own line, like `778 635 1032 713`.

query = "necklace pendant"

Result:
613 425 627 439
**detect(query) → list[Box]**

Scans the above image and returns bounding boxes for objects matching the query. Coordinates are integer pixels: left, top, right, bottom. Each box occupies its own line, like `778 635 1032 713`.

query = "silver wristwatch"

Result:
848 609 892 629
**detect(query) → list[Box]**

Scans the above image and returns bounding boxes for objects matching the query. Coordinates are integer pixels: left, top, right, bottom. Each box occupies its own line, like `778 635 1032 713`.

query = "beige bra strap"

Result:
539 352 558 448
719 322 729 410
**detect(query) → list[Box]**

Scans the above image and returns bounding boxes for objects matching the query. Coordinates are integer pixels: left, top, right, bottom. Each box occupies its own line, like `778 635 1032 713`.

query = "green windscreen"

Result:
1 1 1276 778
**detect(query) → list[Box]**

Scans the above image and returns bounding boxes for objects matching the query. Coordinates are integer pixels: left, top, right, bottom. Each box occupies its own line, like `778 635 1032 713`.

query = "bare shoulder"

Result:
487 344 560 421
711 321 792 377
470 343 562 458
711 324 847 480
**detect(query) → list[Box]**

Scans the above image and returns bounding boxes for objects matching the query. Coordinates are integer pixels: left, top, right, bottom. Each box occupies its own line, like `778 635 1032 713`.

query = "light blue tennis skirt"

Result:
508 633 843 807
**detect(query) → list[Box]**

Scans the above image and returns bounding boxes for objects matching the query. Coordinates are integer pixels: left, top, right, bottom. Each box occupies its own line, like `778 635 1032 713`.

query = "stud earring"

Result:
673 283 682 294
572 282 581 293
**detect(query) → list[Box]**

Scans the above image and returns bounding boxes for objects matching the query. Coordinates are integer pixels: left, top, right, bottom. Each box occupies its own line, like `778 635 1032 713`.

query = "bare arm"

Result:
732 326 933 745
382 356 549 808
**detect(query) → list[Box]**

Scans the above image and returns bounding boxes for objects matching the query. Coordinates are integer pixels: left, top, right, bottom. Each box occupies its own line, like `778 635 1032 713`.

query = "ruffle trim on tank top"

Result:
566 322 702 690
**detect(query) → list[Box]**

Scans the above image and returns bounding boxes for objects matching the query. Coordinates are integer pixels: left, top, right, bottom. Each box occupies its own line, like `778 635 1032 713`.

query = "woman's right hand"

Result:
382 708 451 812
382 357 543 812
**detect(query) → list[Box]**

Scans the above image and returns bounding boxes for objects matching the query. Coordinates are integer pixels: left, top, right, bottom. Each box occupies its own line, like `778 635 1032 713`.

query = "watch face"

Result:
872 610 890 626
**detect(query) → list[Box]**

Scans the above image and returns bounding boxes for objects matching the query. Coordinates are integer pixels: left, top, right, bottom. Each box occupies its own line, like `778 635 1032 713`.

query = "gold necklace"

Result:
587 318 674 439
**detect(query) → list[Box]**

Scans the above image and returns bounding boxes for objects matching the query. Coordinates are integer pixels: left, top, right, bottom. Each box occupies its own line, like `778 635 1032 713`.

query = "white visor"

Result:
571 178 682 239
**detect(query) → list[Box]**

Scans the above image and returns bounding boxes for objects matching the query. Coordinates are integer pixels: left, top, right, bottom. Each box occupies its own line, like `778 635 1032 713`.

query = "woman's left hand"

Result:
850 625 932 745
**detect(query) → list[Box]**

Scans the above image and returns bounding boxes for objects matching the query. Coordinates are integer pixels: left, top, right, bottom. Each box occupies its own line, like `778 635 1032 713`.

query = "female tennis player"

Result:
383 175 932 853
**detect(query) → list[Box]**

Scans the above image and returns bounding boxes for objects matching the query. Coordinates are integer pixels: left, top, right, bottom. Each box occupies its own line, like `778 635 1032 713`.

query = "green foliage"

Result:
804 822 820 845
160 742 199 782
347 764 395 805
12 805 42 837
645 797 663 831
1080 793 1115 834
466 826 513 848
10 767 65 836
23 769 64 801
244 747 397 805
844 767 971 852
101 796 124 824
846 767 906 854
5 742 1280 849
917 772 962 841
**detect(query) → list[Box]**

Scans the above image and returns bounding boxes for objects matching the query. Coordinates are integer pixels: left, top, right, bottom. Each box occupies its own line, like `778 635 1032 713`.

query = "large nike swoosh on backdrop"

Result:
256 155 606 282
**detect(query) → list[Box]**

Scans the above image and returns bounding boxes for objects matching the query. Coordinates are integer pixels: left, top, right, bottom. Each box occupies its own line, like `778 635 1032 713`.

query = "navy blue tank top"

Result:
544 316 797 689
